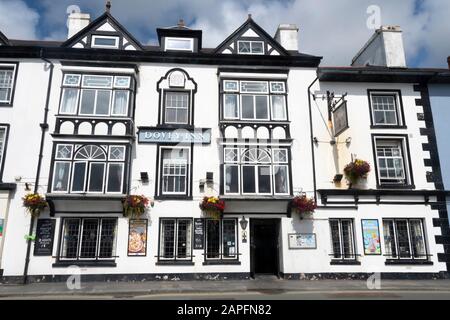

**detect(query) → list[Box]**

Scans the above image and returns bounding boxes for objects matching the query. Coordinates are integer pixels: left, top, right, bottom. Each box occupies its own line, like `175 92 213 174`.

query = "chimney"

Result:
274 24 299 52
351 26 406 68
67 12 91 39
447 56 450 69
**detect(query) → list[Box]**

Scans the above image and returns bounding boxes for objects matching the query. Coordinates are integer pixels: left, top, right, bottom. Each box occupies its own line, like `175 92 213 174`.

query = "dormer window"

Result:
92 35 119 49
165 37 194 52
237 40 264 55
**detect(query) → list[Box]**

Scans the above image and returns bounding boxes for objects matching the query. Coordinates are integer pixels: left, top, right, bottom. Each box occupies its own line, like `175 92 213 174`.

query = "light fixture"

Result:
240 216 248 230
140 172 149 184
333 174 343 183
345 137 352 145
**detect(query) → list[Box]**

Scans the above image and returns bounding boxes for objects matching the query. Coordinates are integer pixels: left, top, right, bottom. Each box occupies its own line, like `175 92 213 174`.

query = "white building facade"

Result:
0 9 449 283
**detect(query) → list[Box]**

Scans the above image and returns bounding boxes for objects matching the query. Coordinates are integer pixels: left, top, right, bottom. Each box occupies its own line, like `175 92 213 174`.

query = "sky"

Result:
0 0 449 67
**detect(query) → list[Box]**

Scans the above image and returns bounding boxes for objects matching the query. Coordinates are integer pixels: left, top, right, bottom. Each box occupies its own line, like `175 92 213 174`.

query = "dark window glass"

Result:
107 163 123 193
206 220 220 259
72 162 86 192
225 165 239 193
161 220 175 258
241 95 254 119
79 219 99 258
96 90 111 115
80 90 95 114
88 163 105 192
395 220 411 258
98 219 116 258
242 166 256 193
62 219 80 259
257 166 271 193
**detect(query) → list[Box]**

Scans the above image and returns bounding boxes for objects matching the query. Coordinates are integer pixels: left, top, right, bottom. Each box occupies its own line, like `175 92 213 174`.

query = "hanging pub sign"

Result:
361 219 382 255
288 233 317 249
332 101 349 137
138 127 211 144
128 219 148 256
193 218 205 250
33 219 56 256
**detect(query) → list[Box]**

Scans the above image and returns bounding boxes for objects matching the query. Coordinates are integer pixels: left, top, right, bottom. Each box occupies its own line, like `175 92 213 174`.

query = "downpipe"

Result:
307 77 319 202
22 49 54 284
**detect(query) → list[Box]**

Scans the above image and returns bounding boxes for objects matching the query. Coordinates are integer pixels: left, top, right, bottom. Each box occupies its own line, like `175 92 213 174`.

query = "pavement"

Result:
1 276 450 299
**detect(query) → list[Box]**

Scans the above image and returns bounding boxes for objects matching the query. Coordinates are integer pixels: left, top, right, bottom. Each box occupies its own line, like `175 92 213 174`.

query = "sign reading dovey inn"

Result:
138 127 211 144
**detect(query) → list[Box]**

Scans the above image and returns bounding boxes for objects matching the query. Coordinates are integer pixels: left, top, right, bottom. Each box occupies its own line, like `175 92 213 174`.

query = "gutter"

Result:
22 49 54 285
307 77 319 202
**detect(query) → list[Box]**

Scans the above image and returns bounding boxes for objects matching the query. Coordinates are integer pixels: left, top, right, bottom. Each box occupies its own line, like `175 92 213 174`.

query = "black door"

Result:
250 219 280 276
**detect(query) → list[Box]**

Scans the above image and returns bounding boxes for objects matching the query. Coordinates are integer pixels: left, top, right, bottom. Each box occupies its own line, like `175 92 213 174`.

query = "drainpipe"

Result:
23 49 54 284
307 77 319 202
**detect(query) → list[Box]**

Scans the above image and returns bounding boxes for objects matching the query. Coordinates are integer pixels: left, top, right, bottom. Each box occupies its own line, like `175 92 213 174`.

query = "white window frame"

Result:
111 90 130 116
106 163 125 194
113 76 131 89
51 161 72 193
165 37 194 52
87 162 107 193
223 93 240 120
164 91 190 125
159 146 190 196
270 95 287 121
79 89 113 116
237 40 265 55
59 88 80 115
63 74 81 87
81 75 113 89
270 81 286 93
223 80 239 92
241 164 273 195
370 92 402 126
91 35 120 49
240 94 270 121
0 64 17 104
159 218 193 261
240 81 269 94
330 218 356 260
374 136 409 185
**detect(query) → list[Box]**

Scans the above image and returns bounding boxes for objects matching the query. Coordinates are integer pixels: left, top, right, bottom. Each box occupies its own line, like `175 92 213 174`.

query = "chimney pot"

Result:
274 24 299 52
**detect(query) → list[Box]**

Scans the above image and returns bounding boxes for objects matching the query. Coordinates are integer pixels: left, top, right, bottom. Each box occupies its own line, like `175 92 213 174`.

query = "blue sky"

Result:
0 0 449 67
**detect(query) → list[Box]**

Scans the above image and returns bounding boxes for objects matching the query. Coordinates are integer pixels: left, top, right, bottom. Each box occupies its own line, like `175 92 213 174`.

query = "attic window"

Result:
92 35 119 49
165 37 194 52
237 41 264 55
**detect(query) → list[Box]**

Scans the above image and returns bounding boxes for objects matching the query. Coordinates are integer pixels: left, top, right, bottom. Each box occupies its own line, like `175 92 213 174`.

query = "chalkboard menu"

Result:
34 219 56 256
194 218 204 250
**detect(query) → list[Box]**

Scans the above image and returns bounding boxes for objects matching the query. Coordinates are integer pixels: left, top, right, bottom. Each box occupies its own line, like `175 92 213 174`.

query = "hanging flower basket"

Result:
343 159 371 188
200 196 225 220
290 194 317 219
22 193 48 217
123 195 153 218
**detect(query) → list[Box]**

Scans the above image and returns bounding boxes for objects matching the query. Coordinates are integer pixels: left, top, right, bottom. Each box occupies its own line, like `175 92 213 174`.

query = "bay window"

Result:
51 144 127 194
223 147 290 196
221 80 287 121
59 74 132 117
383 219 427 260
158 218 192 261
59 218 117 261
205 219 238 260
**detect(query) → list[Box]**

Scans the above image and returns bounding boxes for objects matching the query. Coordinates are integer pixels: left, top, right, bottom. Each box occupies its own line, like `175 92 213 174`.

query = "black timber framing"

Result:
414 83 450 271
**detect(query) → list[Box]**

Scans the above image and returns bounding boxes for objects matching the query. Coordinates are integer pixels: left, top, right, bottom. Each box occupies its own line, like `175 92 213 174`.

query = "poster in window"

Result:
332 101 349 136
361 219 382 255
128 219 148 256
288 233 317 249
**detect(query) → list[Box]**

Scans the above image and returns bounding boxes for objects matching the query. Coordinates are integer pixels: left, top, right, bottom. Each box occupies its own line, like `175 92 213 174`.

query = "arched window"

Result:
51 144 126 194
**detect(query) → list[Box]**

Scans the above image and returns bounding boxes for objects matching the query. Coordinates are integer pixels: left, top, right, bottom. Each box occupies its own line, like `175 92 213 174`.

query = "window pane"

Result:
224 81 238 92
206 220 220 259
242 166 256 193
114 76 131 88
241 81 268 93
56 145 73 159
96 90 111 115
241 95 254 119
238 41 251 53
0 128 5 166
258 166 271 193
60 89 79 114
255 96 268 119
80 219 99 258
160 220 175 259
93 37 118 47
88 163 105 192
330 220 341 259
270 82 285 93
63 74 81 86
274 165 288 194
409 220 426 258
341 220 354 258
107 163 123 193
82 75 113 88
224 94 239 119
52 162 70 192
112 91 129 115
80 90 96 114
0 69 13 102
165 92 189 124
372 95 398 125
166 38 192 50
395 220 411 258
71 162 87 192
223 220 236 258
162 149 188 194
271 95 286 120
109 146 125 161
61 219 80 259
177 220 192 258
225 165 239 193
251 42 263 54
383 220 397 258
98 219 116 258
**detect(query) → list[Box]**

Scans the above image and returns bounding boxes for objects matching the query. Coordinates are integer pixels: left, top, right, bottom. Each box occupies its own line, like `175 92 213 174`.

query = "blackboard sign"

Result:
34 219 56 256
194 218 204 250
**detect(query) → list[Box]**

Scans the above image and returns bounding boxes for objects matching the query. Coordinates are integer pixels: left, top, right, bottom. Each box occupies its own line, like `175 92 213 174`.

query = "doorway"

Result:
250 218 280 277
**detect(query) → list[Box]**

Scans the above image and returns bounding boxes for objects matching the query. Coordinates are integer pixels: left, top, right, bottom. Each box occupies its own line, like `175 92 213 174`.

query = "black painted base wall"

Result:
2 271 449 284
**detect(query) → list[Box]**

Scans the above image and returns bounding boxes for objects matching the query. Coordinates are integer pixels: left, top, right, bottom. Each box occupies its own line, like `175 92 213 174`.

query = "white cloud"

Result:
0 0 39 39
2 0 450 67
